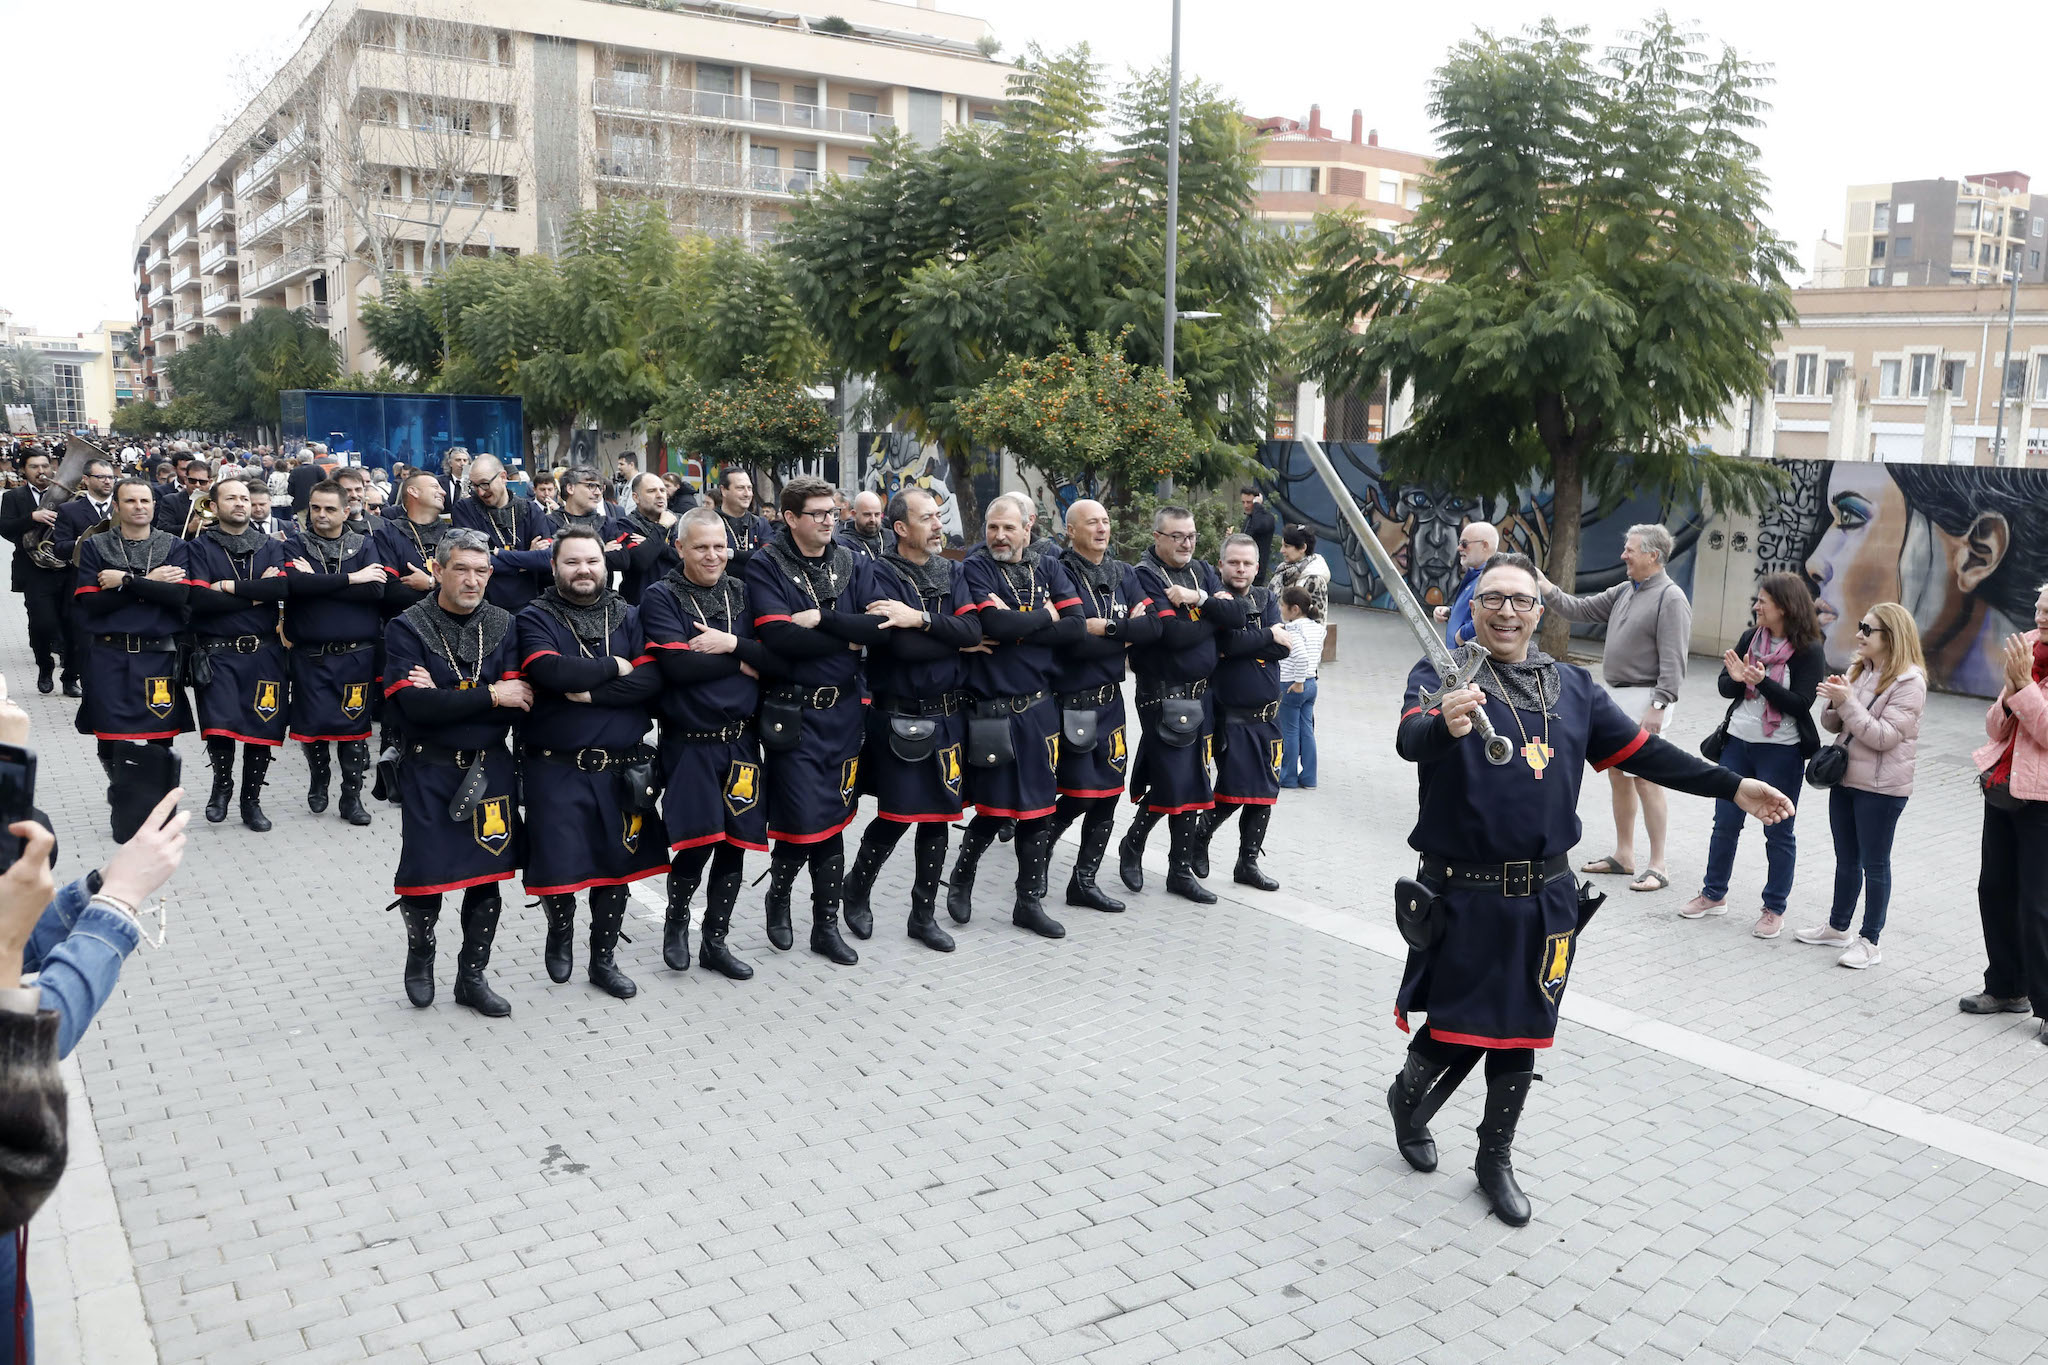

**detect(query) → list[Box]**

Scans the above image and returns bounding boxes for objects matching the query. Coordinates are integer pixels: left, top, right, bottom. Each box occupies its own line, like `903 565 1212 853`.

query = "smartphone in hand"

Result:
0 743 37 874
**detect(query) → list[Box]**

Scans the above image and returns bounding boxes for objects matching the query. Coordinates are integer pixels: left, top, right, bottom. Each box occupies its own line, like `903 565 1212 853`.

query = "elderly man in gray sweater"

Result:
1536 524 1693 893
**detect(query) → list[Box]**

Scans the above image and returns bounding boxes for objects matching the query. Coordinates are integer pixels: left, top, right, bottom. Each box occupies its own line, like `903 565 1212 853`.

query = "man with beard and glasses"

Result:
0 449 73 694
714 468 775 575
516 530 667 1000
1118 504 1246 903
639 508 781 980
1198 534 1294 892
73 478 194 836
182 477 298 831
744 476 890 967
834 489 891 562
619 472 681 604
945 494 1086 938
1041 499 1159 913
451 455 556 613
50 457 118 699
1388 552 1791 1226
284 481 393 825
383 529 534 1017
840 487 983 952
367 472 453 800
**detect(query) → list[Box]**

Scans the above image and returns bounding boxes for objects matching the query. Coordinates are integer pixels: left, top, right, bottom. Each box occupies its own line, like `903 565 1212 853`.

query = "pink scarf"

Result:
1746 629 1795 737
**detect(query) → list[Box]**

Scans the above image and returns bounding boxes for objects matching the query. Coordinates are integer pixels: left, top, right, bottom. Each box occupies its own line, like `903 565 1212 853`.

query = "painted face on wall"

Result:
1804 463 1908 666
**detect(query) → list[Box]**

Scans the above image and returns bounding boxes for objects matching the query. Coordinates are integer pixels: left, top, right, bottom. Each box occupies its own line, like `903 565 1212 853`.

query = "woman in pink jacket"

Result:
1964 583 2048 1032
1799 602 1925 968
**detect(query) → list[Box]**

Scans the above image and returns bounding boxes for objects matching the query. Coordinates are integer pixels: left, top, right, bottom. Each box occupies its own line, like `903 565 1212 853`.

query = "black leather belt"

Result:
299 639 373 657
94 633 177 654
1058 684 1117 710
408 740 506 769
198 634 269 654
1221 701 1281 726
1137 678 1207 704
974 691 1045 715
1419 854 1572 899
767 684 844 709
878 692 963 717
663 720 752 744
527 743 655 772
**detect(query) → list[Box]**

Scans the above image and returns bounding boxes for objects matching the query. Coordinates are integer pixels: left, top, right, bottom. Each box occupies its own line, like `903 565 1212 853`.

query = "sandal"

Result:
1629 870 1670 893
1581 855 1632 876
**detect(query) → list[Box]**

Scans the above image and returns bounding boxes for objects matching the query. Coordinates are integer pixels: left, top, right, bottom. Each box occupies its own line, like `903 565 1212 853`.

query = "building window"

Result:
1896 202 1914 225
846 156 871 178
1770 359 1787 395
2034 216 2043 238
2007 360 2029 400
1793 353 1818 396
2032 250 2042 271
1870 239 1885 261
1958 201 1980 231
1879 359 1902 398
2035 359 2048 403
1873 201 1890 232
846 93 880 114
1941 359 1966 394
1907 353 1937 398
1824 359 1846 395
1253 167 1318 194
1893 236 1911 260
1379 177 1400 203
696 63 734 95
1868 268 1885 286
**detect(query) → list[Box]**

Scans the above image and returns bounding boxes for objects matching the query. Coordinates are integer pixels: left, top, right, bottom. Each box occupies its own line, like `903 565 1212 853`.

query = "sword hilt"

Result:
1480 729 1514 766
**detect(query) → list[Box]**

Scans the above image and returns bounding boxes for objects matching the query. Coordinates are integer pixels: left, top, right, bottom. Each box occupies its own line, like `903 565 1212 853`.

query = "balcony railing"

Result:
590 79 894 138
232 128 307 198
170 265 198 292
241 248 320 295
198 193 234 229
144 250 169 273
593 153 818 197
167 225 195 254
241 184 316 245
148 285 172 308
173 307 203 330
201 242 237 275
202 286 239 316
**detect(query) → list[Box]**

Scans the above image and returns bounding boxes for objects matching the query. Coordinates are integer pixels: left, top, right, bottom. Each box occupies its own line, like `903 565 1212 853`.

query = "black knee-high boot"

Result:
665 845 710 971
539 893 578 983
1475 1071 1537 1226
1195 805 1237 881
451 887 511 1018
1119 806 1162 892
698 845 753 979
337 740 372 826
397 896 439 1007
1011 818 1065 938
1165 810 1217 903
908 822 954 951
842 821 905 941
239 745 273 832
1233 804 1279 891
204 737 236 824
1066 800 1125 912
808 836 857 966
765 842 803 950
1387 1038 1481 1173
947 816 999 925
305 740 332 813
587 885 637 998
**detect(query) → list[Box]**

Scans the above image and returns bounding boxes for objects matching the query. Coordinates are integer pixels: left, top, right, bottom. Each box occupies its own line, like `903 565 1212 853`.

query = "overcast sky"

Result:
5 0 2035 336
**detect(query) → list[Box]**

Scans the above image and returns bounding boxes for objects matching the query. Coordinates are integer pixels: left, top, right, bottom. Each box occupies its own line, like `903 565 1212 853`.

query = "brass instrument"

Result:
180 490 218 540
23 435 106 570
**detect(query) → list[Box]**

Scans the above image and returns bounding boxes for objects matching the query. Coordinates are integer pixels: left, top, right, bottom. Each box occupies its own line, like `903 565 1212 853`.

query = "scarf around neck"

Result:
90 527 177 574
301 524 368 571
531 585 623 647
201 524 269 558
1060 546 1125 612
661 567 745 631
1744 628 1796 737
402 596 511 669
883 548 953 605
764 529 853 609
1140 546 1200 589
1483 646 1562 718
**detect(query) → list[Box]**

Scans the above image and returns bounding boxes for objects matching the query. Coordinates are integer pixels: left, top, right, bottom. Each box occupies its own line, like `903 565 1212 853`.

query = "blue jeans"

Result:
1279 679 1317 787
1701 735 1804 911
1829 786 1909 943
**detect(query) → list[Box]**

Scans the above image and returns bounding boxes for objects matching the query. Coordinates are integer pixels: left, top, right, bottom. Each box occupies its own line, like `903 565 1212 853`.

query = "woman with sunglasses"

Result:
1797 604 1925 968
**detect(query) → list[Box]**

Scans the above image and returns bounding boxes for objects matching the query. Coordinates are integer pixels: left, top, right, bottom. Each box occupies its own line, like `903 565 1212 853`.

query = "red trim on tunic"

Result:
629 654 654 667
668 830 726 851
1153 607 1177 618
972 803 1057 820
1592 729 1649 772
523 863 668 896
393 869 514 896
181 578 210 588
1395 1009 1411 1034
1401 706 1422 719
729 836 771 853
875 809 964 824
1214 793 1277 806
1425 1027 1556 1050
647 639 691 651
93 729 181 742
766 811 857 844
952 602 981 616
1057 785 1125 799
1052 597 1081 610
1143 799 1214 815
74 585 100 596
202 728 284 747
383 679 413 697
521 648 560 666
754 613 793 625
289 730 374 743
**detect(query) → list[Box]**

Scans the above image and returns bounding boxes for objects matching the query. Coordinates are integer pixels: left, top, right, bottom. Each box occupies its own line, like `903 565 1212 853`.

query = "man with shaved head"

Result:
1435 520 1499 647
451 453 556 612
835 489 891 561
1041 500 1161 911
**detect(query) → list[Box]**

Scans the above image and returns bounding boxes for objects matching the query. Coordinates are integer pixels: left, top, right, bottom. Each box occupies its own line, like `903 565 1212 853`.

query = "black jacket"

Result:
1714 627 1828 759
0 485 67 590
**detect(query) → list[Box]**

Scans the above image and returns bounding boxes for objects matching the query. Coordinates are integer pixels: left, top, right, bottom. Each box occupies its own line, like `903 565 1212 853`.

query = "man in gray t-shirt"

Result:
1537 523 1692 894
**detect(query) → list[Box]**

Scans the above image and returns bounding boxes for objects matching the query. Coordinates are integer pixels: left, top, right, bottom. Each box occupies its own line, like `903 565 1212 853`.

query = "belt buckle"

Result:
124 635 141 654
575 748 606 772
238 635 260 653
814 686 839 709
1503 860 1534 897
454 750 474 771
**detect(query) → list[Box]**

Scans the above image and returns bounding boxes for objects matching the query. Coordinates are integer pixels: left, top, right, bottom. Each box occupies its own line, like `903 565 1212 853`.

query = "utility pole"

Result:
1992 248 2022 465
1163 0 1181 387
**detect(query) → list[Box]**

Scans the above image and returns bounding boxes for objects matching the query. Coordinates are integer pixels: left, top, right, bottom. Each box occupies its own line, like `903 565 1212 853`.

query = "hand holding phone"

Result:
0 743 37 876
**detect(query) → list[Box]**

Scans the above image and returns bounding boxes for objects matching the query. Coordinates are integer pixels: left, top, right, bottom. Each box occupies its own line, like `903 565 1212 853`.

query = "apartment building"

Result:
1 312 141 434
132 0 1009 385
1812 173 2047 289
1717 283 2048 466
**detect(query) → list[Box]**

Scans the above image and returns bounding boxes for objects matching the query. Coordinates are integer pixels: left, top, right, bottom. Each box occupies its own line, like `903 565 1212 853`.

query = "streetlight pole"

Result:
1163 0 1181 386
1992 249 2022 466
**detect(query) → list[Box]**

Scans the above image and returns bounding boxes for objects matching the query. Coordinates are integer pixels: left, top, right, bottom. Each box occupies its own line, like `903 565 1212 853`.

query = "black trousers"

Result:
18 576 69 674
1976 797 2048 1013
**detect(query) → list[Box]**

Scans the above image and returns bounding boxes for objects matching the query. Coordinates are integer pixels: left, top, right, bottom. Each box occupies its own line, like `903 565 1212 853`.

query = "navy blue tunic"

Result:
184 534 293 746
640 574 773 853
284 533 389 742
957 549 1084 820
863 557 980 822
451 497 554 612
1126 556 1247 814
73 534 193 741
1211 585 1290 807
1047 550 1159 799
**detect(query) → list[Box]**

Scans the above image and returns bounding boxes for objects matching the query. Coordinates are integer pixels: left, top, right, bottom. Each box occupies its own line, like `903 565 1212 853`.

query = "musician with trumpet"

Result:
156 459 214 537
0 448 74 693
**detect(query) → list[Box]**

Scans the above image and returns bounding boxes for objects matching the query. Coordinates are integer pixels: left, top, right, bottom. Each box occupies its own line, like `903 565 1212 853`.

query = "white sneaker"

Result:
1795 924 1852 946
1837 938 1882 969
1678 895 1726 919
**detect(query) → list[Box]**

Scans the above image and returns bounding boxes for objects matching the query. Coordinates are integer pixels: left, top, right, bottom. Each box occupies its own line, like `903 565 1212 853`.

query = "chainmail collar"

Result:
661 567 744 629
301 524 368 570
531 585 624 646
968 546 1045 610
1481 646 1562 718
883 548 953 604
202 524 269 557
90 527 177 573
1060 546 1124 597
623 509 670 544
764 529 854 609
401 596 511 667
1140 546 1200 588
555 508 609 536
843 527 884 559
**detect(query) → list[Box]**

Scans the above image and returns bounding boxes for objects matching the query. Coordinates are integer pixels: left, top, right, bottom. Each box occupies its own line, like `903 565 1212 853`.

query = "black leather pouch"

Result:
1154 697 1202 748
888 716 938 763
1395 876 1444 953
1061 708 1098 753
759 695 803 752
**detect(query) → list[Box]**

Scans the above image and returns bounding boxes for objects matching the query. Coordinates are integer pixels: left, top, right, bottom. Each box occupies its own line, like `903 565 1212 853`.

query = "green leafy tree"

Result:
159 306 338 441
650 358 837 478
779 45 1290 529
0 344 52 409
954 332 1202 505
1289 15 1793 651
110 401 169 439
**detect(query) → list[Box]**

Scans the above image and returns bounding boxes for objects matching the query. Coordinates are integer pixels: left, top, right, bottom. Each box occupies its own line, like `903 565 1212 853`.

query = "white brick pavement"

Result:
8 590 2048 1364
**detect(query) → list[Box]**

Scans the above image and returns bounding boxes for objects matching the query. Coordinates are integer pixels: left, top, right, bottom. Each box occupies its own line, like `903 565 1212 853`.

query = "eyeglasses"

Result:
794 507 836 523
1156 530 1197 544
468 473 501 492
1856 622 1887 637
1458 537 1489 549
1475 591 1540 613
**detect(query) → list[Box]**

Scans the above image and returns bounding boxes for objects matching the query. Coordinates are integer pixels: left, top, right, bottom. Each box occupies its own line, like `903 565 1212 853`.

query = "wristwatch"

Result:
1650 700 1669 710
1104 619 1120 639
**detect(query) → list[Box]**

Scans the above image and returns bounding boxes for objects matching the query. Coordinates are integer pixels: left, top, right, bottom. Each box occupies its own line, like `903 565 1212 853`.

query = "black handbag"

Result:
1153 697 1203 749
1804 735 1849 789
758 694 803 752
1061 708 1099 753
1394 877 1443 952
1700 716 1730 763
887 715 938 763
966 706 1015 769
618 755 660 815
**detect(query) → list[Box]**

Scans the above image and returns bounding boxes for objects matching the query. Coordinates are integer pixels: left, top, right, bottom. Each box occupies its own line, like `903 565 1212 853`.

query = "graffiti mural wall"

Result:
857 432 966 543
1256 440 1703 612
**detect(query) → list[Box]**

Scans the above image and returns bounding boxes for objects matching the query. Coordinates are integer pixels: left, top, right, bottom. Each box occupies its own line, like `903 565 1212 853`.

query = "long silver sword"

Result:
1297 435 1513 765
